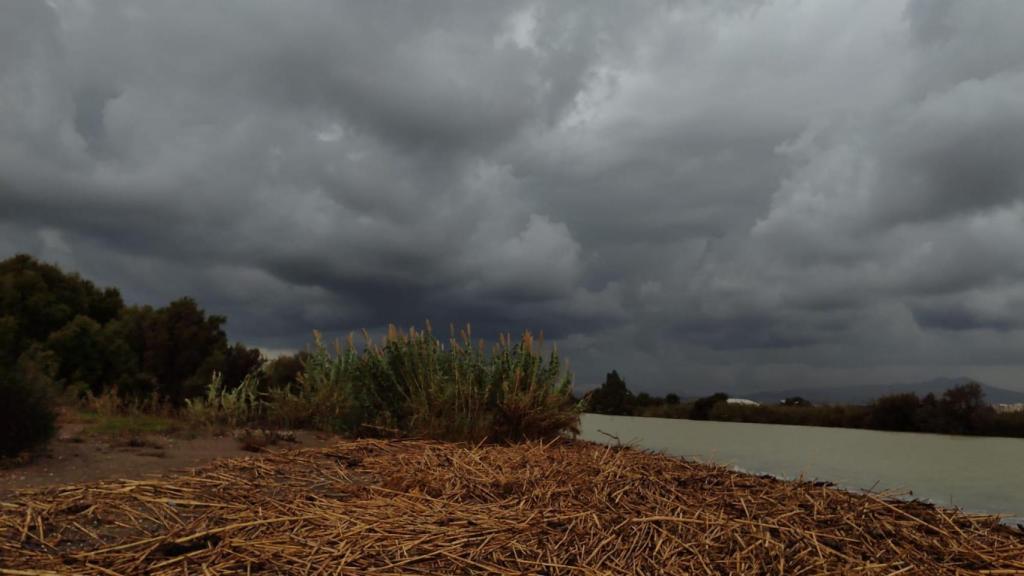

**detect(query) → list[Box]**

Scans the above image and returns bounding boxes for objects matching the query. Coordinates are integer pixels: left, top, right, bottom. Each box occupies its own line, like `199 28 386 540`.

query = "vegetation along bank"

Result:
1 254 577 458
586 369 1024 438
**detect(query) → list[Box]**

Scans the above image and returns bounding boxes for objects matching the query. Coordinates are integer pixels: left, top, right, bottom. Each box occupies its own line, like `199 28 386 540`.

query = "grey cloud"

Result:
872 74 1024 225
3 0 1024 394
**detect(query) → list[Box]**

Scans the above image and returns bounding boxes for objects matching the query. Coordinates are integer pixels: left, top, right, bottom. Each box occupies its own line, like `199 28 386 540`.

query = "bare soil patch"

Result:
0 410 336 495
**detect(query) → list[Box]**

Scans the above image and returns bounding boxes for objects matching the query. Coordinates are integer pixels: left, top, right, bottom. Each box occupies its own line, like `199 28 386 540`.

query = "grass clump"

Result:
185 371 264 430
77 389 181 440
235 323 579 442
356 324 578 441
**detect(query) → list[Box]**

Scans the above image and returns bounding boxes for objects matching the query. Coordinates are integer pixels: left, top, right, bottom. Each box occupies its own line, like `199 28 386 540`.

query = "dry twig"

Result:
2 439 1022 575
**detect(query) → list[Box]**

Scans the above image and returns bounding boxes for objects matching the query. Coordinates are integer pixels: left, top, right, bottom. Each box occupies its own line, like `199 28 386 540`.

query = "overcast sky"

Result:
3 0 1024 395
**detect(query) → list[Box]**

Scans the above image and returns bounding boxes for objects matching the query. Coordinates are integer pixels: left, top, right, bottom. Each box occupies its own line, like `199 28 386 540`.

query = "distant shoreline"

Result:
587 380 1024 439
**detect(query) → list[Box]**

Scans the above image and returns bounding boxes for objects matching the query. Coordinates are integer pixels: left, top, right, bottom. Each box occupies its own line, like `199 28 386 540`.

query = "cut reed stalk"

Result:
1 440 1022 574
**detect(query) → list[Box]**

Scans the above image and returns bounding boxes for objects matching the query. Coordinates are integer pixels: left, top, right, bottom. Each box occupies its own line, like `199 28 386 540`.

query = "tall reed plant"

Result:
185 371 264 429
292 323 579 442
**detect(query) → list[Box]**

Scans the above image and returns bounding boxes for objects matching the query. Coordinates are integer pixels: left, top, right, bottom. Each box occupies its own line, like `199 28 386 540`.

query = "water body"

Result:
580 413 1024 524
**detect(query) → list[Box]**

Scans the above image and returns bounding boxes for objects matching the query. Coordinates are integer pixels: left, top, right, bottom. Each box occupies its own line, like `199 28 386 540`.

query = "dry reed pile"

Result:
2 440 1022 575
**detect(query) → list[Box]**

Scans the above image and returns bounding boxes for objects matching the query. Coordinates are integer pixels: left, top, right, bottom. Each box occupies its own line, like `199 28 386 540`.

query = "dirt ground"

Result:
0 412 339 494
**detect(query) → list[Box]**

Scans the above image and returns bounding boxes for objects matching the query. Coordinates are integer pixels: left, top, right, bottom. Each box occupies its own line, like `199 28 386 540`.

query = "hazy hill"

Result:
746 377 1024 406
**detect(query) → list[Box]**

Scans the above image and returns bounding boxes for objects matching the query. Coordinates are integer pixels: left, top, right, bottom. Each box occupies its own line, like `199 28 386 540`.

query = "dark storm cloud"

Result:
3 0 1024 394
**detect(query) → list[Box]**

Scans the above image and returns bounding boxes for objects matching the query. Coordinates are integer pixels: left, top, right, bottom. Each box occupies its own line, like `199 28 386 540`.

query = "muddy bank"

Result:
0 426 336 495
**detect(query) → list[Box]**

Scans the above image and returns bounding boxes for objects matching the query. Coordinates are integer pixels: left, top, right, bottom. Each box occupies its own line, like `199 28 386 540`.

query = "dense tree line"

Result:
585 371 1024 438
0 255 296 456
0 255 265 402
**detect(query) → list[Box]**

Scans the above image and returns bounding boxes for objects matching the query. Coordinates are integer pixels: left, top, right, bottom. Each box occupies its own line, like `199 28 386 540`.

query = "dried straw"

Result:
2 439 1022 574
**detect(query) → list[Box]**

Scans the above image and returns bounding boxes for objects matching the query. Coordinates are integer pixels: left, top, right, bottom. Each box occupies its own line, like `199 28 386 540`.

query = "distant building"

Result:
994 403 1024 414
726 398 760 406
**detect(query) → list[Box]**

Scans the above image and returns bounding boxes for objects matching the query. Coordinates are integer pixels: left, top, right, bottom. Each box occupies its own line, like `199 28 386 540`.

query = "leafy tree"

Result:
911 393 942 432
0 254 124 352
587 370 634 415
0 255 261 405
16 344 61 389
665 393 680 405
265 352 307 391
940 382 992 434
220 343 264 389
1 255 129 397
0 315 18 379
691 393 729 420
868 393 920 431
46 315 106 394
97 308 154 397
139 298 228 404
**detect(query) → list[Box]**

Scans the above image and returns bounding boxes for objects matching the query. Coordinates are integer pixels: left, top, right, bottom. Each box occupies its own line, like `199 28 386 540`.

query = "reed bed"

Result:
190 325 579 443
2 440 1022 575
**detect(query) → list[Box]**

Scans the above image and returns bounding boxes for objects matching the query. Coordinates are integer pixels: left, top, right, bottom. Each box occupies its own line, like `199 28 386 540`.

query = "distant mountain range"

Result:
745 377 1024 406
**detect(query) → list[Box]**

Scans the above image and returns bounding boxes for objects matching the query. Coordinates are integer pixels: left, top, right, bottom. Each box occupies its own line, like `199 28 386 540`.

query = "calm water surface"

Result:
580 414 1024 523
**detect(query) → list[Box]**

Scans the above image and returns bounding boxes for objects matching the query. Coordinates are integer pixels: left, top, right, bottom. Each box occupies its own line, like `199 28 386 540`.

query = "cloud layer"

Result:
3 0 1024 394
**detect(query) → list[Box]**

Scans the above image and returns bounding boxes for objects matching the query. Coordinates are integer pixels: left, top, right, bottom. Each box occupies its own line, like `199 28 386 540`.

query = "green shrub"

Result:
281 333 359 431
264 384 325 429
185 371 265 429
1 353 58 458
282 324 579 442
178 324 579 442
